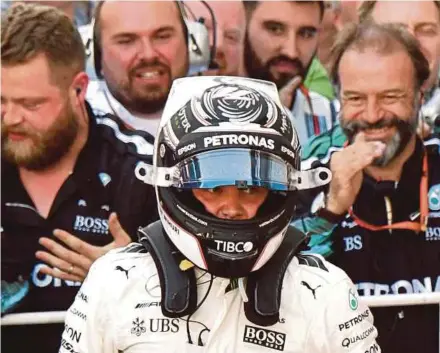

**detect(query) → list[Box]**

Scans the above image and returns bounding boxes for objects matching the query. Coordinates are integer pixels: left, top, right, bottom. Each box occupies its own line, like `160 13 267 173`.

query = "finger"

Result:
349 140 386 159
353 131 366 143
356 138 386 157
283 76 302 94
108 213 132 246
52 229 100 263
345 131 386 158
39 236 93 270
332 140 386 176
352 132 387 155
280 76 302 94
35 250 88 279
39 265 85 283
279 76 302 108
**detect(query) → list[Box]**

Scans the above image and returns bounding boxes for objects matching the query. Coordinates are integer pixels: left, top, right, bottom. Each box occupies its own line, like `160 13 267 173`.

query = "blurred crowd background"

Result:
1 1 439 353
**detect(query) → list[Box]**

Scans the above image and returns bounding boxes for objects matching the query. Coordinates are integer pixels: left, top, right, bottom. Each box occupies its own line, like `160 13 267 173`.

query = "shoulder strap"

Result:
138 221 197 318
244 226 308 326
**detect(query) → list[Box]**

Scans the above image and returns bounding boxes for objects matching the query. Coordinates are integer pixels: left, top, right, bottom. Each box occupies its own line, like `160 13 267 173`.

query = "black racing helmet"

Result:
136 76 331 278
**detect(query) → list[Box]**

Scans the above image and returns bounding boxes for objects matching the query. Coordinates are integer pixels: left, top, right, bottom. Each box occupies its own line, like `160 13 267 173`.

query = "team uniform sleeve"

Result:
292 216 338 258
308 277 381 353
59 257 114 353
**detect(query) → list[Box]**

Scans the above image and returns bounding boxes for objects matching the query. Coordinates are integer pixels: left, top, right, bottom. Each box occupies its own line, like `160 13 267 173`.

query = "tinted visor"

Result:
178 148 293 190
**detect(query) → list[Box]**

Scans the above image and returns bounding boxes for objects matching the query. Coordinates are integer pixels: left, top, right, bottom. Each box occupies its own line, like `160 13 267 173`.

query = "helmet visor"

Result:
135 148 331 191
179 148 292 191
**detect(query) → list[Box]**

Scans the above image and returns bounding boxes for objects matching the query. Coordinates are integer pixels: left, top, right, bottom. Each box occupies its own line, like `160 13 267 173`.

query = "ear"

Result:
70 72 89 105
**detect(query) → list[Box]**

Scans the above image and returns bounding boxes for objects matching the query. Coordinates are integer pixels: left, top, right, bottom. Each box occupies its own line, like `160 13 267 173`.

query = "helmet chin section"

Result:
158 187 296 278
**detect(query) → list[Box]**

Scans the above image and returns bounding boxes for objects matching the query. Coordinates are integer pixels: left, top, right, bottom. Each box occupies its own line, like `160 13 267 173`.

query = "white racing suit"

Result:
59 243 380 353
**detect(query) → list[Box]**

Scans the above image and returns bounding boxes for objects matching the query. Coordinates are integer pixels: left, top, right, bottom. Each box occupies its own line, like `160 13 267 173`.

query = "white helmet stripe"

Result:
158 204 207 270
251 225 289 272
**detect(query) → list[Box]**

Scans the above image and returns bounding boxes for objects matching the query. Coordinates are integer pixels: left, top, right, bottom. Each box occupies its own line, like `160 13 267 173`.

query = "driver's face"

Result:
192 186 269 220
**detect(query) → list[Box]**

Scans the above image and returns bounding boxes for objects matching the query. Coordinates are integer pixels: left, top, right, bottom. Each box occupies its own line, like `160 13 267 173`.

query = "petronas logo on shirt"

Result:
349 289 358 310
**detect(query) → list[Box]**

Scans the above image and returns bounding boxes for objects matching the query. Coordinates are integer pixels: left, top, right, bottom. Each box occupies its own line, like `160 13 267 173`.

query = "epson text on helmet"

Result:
281 146 295 159
214 240 254 253
204 134 275 150
177 143 197 156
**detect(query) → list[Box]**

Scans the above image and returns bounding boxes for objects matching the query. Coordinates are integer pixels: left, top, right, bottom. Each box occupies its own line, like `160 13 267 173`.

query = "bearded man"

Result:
1 3 157 352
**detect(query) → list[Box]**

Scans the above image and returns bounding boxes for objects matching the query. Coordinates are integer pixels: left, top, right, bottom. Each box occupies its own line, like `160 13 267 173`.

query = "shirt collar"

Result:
70 102 104 188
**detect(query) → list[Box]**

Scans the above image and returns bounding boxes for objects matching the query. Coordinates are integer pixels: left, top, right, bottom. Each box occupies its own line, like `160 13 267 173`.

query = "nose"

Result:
363 97 386 124
1 103 24 126
280 31 298 59
217 187 246 220
137 38 159 62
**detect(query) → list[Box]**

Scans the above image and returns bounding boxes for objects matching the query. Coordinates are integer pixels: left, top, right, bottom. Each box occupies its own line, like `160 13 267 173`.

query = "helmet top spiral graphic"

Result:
200 84 269 124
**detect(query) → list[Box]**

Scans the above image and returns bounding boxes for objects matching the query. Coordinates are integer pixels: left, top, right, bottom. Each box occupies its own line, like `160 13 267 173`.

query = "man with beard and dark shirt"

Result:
1 3 157 352
84 1 190 136
242 1 338 145
293 22 440 353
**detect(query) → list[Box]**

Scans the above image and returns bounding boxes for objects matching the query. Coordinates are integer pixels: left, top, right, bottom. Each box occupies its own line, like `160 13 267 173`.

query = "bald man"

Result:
185 1 246 76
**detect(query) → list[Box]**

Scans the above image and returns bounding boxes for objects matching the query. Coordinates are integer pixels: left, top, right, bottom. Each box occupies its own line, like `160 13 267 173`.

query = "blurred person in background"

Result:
314 1 362 82
305 0 362 100
359 1 439 97
359 0 440 134
335 0 360 29
242 0 338 145
85 1 189 136
185 0 246 77
2 0 95 26
1 3 157 352
30 1 93 26
316 1 341 72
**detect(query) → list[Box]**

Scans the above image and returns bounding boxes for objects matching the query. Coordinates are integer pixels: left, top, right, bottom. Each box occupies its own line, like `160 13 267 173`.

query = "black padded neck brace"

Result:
139 221 308 326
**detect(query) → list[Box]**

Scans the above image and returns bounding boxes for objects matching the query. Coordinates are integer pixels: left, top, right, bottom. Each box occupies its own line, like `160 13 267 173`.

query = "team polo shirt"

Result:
1 104 158 352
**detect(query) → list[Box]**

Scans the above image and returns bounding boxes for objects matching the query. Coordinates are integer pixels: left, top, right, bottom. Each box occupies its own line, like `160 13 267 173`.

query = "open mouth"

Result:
134 67 167 81
7 132 27 141
363 126 394 139
137 71 160 78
